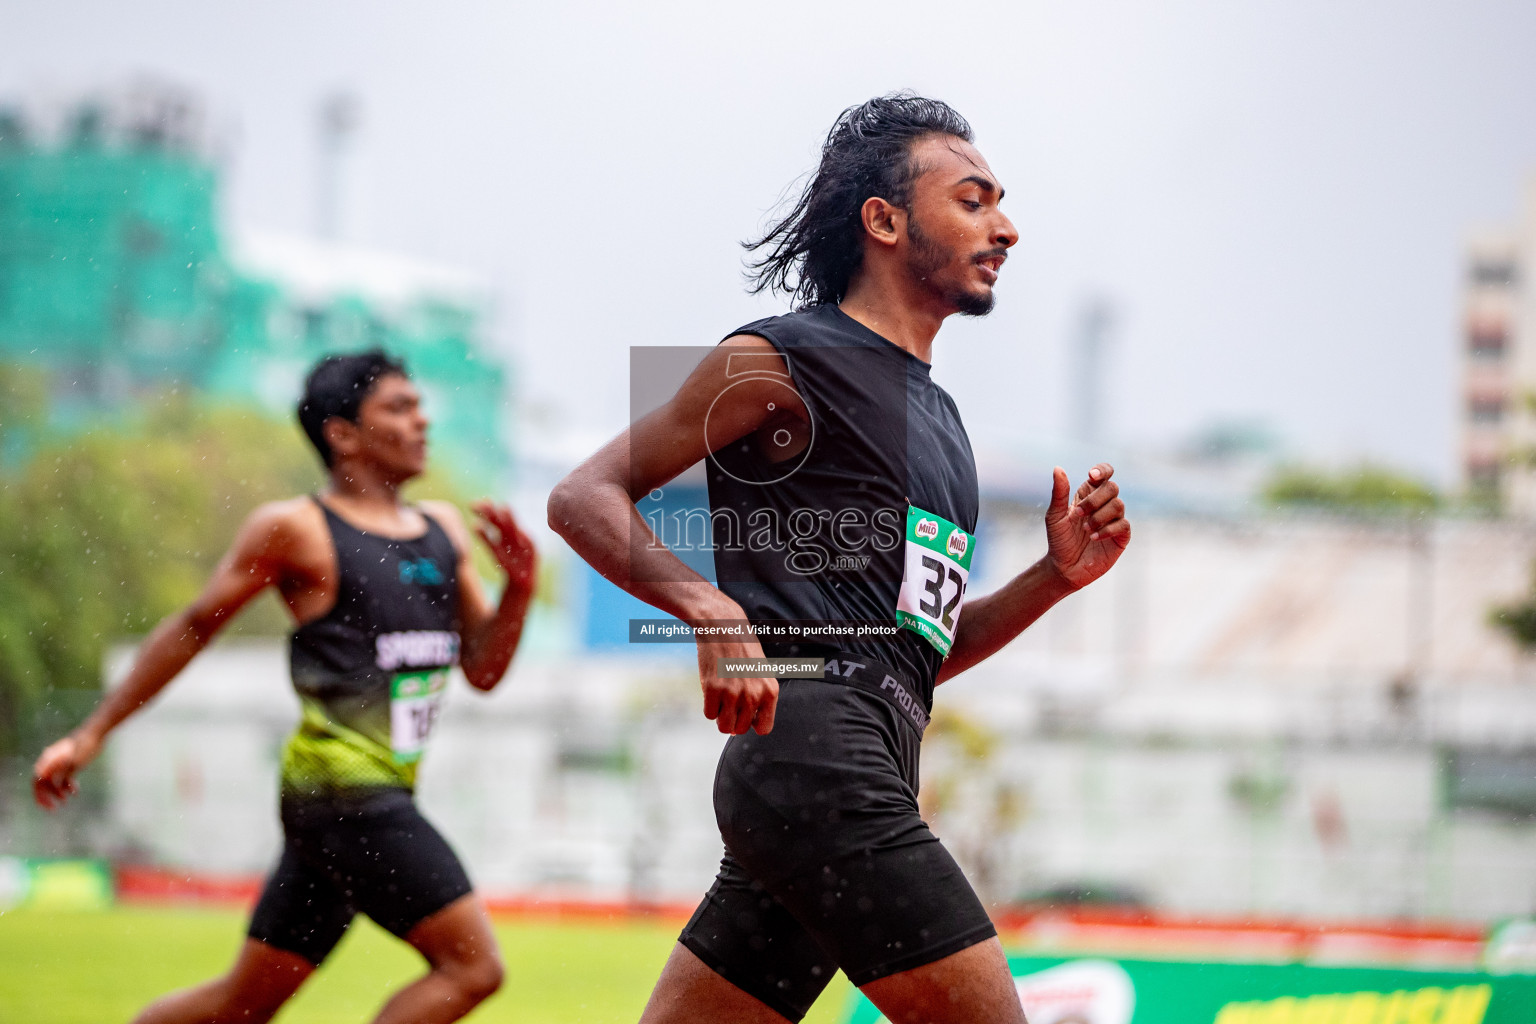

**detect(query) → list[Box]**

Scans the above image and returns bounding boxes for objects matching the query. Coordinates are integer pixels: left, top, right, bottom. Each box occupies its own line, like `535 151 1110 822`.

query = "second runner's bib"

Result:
390 668 449 764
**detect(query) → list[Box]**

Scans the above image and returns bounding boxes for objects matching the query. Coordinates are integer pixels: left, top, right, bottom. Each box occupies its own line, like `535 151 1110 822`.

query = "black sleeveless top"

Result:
281 499 462 796
706 304 979 705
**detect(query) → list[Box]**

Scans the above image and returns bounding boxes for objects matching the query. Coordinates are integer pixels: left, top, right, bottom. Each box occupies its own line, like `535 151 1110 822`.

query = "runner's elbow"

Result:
464 673 498 692
546 477 580 539
548 464 622 541
461 659 505 692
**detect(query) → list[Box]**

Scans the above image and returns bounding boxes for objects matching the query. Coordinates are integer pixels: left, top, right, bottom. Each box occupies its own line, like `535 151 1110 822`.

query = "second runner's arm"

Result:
938 464 1130 683
547 336 806 735
31 503 299 808
423 500 538 691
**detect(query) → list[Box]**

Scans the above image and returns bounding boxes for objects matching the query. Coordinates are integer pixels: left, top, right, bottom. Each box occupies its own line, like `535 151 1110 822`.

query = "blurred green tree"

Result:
1490 569 1536 650
1490 392 1536 649
1262 463 1440 514
0 390 322 756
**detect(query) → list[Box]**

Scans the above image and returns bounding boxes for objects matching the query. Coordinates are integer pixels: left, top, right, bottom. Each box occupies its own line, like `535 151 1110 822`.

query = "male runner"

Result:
32 350 536 1024
548 94 1130 1023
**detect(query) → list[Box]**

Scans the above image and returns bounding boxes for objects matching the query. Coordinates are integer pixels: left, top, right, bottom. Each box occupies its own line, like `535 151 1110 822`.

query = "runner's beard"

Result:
907 215 995 317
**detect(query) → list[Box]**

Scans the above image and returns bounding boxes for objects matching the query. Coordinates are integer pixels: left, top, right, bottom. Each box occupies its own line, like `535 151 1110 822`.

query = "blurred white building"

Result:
1459 174 1536 513
931 509 1536 922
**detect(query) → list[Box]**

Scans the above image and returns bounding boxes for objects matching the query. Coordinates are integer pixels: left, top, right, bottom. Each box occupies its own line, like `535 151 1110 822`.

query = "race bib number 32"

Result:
895 505 975 657
390 669 448 764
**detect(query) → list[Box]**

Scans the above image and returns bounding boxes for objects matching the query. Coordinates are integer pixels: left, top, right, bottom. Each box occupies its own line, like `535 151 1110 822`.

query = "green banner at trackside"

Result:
841 955 1536 1024
0 857 114 911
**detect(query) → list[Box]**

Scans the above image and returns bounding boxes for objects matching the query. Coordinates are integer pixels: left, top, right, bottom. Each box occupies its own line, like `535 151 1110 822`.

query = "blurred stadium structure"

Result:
4 81 1536 938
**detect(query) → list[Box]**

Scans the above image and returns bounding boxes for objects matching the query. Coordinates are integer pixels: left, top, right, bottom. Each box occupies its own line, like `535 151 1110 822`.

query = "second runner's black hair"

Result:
297 349 409 467
744 92 974 309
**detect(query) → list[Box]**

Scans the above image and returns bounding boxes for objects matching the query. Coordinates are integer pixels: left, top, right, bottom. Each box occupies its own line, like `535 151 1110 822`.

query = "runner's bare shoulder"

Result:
694 334 808 441
713 334 809 456
718 334 797 388
232 497 330 576
417 500 471 556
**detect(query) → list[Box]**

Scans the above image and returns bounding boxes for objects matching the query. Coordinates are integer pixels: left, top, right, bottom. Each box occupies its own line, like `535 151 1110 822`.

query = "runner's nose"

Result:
993 211 1018 250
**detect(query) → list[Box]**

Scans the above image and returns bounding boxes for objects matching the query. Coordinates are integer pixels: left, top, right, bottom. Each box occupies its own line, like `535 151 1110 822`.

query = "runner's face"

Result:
352 374 429 478
901 135 1016 317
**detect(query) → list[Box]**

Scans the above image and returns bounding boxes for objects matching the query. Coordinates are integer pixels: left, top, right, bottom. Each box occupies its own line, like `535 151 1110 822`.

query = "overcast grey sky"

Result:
6 0 1536 485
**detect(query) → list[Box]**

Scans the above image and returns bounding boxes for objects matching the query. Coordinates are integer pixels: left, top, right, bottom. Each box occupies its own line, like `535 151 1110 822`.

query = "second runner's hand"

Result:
470 500 537 593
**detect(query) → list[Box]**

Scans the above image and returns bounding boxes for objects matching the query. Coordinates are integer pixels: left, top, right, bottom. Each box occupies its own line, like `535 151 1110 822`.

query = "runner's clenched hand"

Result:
1044 464 1131 590
691 595 779 735
697 640 780 736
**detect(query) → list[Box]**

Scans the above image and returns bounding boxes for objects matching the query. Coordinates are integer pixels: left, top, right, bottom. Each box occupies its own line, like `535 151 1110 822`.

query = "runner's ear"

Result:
860 196 903 249
324 417 360 461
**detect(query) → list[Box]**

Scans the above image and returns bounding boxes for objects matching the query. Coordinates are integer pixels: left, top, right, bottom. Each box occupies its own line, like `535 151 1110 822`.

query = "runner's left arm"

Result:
937 464 1130 683
424 500 537 691
32 501 299 808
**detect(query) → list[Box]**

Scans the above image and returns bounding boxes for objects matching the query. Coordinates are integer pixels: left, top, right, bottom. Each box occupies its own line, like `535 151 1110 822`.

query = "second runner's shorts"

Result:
249 788 474 965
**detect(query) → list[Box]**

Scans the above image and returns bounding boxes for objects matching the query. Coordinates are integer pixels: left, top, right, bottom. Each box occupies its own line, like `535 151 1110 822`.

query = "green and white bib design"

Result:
389 668 448 765
895 504 975 657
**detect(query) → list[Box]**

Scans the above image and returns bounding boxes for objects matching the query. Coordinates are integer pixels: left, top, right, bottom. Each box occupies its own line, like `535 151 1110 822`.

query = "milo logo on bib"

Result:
896 505 976 657
946 530 968 559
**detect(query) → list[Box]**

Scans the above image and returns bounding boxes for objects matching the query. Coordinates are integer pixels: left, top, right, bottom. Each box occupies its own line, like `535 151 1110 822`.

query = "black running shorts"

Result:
679 679 997 1021
248 789 474 965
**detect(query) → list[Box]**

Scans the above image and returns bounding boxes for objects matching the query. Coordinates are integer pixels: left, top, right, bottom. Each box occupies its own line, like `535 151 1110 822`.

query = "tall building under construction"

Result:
0 83 511 488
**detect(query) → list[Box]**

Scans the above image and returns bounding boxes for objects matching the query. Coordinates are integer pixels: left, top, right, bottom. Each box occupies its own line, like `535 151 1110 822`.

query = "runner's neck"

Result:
835 290 940 366
320 473 421 537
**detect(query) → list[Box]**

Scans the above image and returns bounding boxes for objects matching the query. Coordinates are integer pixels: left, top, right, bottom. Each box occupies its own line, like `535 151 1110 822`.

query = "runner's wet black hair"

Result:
744 92 974 309
297 349 409 467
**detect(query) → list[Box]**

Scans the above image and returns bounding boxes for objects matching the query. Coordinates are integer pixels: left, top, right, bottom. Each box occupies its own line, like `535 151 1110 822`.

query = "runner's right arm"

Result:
31 502 301 809
937 464 1129 683
548 336 808 736
419 499 538 691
